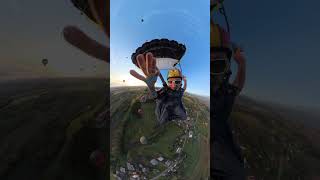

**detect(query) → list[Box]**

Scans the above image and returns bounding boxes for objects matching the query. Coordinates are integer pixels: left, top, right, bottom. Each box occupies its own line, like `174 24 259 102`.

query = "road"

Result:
151 112 199 180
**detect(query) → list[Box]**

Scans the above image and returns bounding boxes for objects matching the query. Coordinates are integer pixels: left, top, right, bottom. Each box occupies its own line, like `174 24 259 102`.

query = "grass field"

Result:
110 87 210 179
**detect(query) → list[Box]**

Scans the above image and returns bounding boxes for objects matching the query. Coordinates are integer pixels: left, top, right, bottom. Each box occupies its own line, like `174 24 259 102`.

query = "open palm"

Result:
130 52 159 87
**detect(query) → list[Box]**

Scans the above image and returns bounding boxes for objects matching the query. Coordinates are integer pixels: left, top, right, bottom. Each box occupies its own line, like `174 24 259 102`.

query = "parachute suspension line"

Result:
178 62 183 75
159 73 167 87
221 2 232 85
218 3 230 33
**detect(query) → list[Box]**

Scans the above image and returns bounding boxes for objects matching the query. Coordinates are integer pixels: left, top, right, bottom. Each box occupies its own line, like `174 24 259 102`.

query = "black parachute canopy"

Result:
71 0 95 22
131 39 186 70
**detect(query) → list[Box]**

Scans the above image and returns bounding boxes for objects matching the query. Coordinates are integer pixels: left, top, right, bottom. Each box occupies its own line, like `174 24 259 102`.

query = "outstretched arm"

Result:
232 48 246 92
63 26 109 62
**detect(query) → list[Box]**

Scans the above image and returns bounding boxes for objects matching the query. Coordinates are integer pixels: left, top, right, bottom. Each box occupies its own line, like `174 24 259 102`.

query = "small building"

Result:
150 159 159 166
142 167 148 173
127 162 135 171
176 147 182 154
189 131 193 138
165 160 172 167
131 173 140 179
120 167 126 173
157 156 164 162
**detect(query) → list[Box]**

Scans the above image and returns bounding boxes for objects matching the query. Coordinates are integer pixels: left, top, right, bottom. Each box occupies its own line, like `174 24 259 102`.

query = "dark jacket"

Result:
211 83 245 179
155 87 187 125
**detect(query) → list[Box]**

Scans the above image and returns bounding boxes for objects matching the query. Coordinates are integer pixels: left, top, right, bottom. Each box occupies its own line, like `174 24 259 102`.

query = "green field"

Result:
110 87 210 179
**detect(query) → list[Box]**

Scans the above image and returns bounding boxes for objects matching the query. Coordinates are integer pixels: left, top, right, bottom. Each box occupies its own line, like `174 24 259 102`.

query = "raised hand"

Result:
130 52 159 88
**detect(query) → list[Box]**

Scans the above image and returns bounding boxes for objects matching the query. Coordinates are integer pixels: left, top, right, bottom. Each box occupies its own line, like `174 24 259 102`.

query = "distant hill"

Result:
237 95 320 130
185 92 210 108
231 95 320 179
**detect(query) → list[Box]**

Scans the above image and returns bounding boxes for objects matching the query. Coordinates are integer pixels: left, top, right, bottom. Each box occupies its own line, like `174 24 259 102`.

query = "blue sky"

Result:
220 0 320 109
110 0 210 96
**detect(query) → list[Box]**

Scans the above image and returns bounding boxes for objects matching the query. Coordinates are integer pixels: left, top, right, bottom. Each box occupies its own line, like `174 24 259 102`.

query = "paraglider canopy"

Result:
69 0 108 35
131 39 186 70
42 59 48 66
71 0 96 22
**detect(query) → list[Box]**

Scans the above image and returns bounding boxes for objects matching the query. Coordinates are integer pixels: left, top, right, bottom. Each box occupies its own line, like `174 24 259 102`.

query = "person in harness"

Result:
155 68 188 125
211 23 247 180
130 52 188 126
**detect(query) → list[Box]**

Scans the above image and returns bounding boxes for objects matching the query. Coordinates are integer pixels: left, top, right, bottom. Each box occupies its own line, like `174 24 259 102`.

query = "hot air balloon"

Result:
42 59 48 66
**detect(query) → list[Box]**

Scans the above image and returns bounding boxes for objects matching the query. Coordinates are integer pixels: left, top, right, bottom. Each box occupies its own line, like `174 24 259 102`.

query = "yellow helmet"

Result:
167 68 182 79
